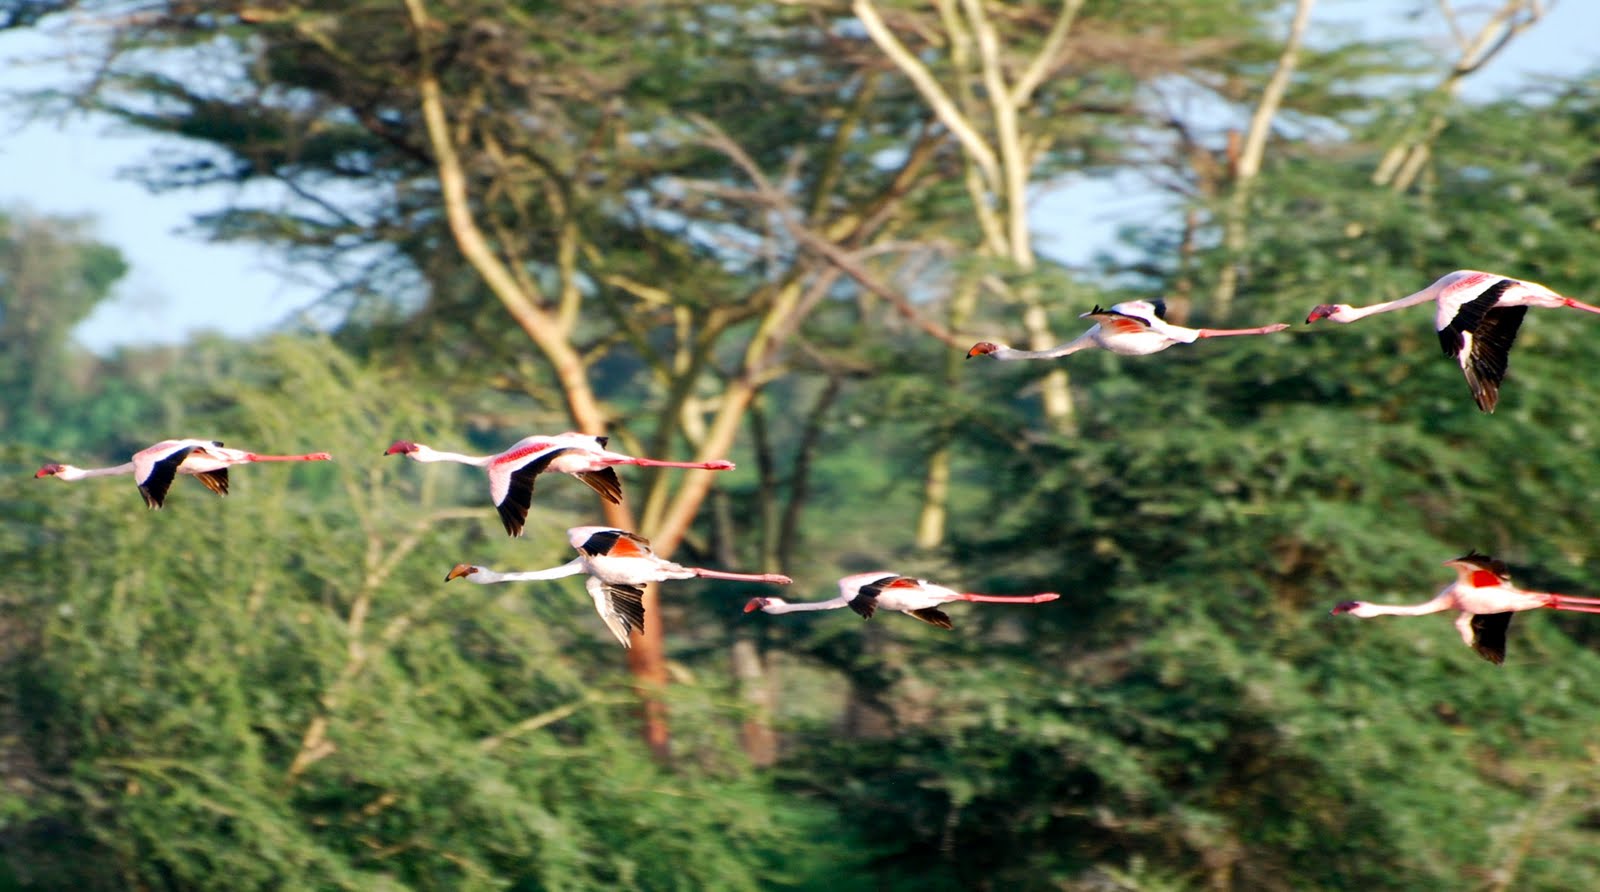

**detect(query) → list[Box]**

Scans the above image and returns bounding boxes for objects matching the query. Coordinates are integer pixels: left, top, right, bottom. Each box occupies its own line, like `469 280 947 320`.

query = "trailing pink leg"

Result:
692 568 792 584
956 593 1061 604
1561 297 1600 315
245 452 334 461
1196 323 1290 338
615 458 735 471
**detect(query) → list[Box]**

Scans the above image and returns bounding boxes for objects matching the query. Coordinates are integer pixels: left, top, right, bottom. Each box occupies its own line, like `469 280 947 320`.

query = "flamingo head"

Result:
966 342 1001 359
34 462 71 479
444 564 481 582
384 440 420 456
1305 304 1354 324
743 597 781 614
1329 600 1373 617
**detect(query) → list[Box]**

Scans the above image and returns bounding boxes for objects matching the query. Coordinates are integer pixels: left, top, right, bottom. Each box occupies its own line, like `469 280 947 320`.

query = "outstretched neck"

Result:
999 331 1097 360
1350 590 1456 617
413 446 493 466
478 559 588 583
766 596 851 614
1342 289 1437 322
66 462 138 480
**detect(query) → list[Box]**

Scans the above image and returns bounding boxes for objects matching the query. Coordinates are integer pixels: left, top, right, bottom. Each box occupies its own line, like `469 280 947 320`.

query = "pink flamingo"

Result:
446 525 789 647
35 438 332 508
1306 270 1600 412
745 571 1059 629
968 299 1287 361
385 432 734 537
1331 550 1600 664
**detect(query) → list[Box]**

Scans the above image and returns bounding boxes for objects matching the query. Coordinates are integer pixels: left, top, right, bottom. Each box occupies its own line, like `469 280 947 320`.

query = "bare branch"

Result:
1214 0 1316 310
1011 0 1087 107
852 0 1001 192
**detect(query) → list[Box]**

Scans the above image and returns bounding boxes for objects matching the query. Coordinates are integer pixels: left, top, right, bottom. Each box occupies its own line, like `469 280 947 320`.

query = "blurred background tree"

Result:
4 0 1600 889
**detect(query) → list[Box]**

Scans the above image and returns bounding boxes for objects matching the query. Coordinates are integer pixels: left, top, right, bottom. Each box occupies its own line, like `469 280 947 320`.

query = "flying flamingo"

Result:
1330 550 1600 664
384 432 735 537
1305 269 1600 412
966 299 1289 361
445 525 791 648
34 438 333 509
744 571 1060 629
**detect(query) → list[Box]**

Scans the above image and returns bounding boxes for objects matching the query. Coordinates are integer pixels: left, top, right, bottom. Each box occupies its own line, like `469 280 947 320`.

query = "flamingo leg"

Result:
1562 298 1600 315
1550 593 1600 604
692 568 793 584
613 458 736 471
244 452 334 462
1195 323 1291 338
1551 597 1600 613
956 593 1061 604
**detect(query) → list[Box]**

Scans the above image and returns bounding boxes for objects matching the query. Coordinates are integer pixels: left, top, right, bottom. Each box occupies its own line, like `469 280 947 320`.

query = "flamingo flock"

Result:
32 268 1600 660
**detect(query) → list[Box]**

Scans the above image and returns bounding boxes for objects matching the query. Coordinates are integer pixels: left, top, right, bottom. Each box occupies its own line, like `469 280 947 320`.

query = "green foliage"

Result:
2 339 865 890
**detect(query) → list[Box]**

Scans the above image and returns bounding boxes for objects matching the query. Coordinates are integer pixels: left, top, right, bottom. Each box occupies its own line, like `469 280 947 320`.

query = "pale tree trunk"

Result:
915 277 980 549
855 0 1085 433
1213 0 1316 313
1372 0 1548 193
402 0 673 756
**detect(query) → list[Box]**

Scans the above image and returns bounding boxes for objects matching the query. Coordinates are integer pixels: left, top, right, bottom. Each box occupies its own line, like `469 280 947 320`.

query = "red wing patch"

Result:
1469 569 1503 588
884 577 921 590
496 442 556 466
604 534 649 558
1106 317 1147 335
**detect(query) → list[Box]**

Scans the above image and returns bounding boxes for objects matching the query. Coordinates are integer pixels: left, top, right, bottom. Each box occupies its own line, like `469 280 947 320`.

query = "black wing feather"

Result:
849 574 905 619
576 468 624 504
907 607 954 629
193 468 229 497
1437 279 1514 358
1469 612 1513 665
1460 306 1528 413
496 447 578 537
604 582 647 638
138 445 198 509
1436 279 1527 412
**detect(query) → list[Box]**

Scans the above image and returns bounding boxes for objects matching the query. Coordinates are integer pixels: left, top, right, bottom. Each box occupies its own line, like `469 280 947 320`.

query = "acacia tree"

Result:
8 0 974 757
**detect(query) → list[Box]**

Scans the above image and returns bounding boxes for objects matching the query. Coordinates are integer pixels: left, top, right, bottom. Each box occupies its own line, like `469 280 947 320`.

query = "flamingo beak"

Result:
1330 601 1360 615
445 564 477 582
742 599 764 613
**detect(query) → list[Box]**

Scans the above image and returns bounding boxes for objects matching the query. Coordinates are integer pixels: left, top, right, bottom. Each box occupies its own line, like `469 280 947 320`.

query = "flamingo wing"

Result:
575 528 651 558
905 607 954 629
849 574 916 619
586 577 645 648
1468 612 1513 665
576 468 624 504
492 447 580 537
1441 299 1527 412
1083 304 1151 334
137 445 201 509
193 468 229 497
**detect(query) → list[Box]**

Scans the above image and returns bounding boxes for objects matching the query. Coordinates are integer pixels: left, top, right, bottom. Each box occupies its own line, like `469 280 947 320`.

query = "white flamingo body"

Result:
445 525 789 647
1331 551 1600 664
35 438 333 508
385 432 735 537
1306 269 1600 412
967 299 1288 361
745 571 1059 629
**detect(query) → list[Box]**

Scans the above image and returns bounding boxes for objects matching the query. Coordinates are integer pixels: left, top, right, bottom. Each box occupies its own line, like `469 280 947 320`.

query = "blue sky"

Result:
1 1 1594 352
